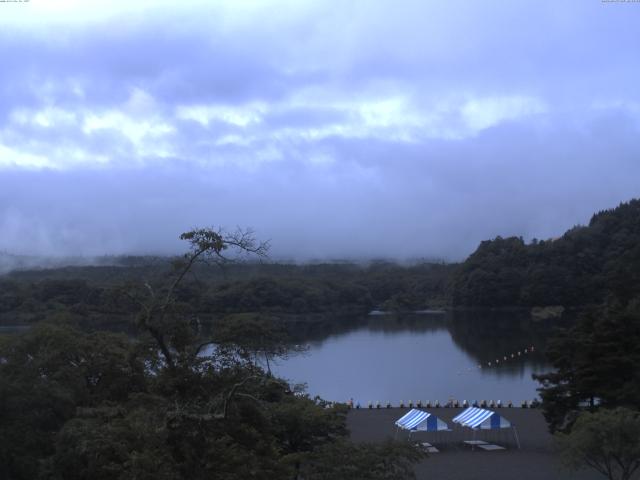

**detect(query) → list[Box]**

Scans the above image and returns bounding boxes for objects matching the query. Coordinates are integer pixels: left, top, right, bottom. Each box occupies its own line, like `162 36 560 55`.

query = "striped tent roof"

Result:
395 409 449 432
452 407 512 430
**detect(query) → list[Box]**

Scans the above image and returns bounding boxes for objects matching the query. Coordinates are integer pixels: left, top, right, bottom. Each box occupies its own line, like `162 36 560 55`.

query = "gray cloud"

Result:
0 0 639 261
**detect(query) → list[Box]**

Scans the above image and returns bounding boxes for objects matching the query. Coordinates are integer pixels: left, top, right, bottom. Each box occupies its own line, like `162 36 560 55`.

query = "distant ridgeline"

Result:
0 257 453 328
451 199 640 308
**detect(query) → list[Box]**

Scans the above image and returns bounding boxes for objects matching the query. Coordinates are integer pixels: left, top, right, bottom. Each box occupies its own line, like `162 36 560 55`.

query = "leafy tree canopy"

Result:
0 227 425 480
556 407 640 480
534 302 640 432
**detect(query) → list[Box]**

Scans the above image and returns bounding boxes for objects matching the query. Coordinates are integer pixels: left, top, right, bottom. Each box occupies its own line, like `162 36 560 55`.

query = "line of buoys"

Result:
457 345 537 375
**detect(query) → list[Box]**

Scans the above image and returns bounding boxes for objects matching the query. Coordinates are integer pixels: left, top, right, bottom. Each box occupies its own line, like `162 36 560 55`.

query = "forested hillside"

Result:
0 260 453 330
451 199 640 307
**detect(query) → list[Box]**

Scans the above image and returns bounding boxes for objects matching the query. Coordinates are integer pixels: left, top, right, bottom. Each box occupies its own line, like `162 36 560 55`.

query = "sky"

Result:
0 0 639 261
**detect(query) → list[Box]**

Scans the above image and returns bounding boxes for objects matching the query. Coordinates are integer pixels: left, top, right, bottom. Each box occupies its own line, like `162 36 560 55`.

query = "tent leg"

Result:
513 426 521 450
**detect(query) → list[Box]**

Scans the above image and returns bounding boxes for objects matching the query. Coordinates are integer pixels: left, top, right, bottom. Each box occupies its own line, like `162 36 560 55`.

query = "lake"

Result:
274 311 554 406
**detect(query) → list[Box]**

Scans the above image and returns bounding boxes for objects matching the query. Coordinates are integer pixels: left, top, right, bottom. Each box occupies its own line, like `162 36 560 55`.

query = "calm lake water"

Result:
274 311 553 405
1 310 556 405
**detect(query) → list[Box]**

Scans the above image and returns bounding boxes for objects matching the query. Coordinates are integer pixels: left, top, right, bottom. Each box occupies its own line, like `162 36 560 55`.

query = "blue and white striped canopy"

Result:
452 407 511 430
395 409 449 432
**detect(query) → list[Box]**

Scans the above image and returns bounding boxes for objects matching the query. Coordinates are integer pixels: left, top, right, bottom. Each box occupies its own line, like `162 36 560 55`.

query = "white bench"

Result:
420 442 440 453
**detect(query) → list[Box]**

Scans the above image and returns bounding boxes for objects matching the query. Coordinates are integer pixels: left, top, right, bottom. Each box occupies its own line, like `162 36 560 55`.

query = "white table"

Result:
478 444 506 451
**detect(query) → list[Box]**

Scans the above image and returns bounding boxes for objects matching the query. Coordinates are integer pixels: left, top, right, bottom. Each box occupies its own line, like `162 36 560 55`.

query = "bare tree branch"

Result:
222 375 260 419
126 226 268 371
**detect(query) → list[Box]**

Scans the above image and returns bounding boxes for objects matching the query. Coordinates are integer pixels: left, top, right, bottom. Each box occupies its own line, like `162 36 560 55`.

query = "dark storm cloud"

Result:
0 0 639 260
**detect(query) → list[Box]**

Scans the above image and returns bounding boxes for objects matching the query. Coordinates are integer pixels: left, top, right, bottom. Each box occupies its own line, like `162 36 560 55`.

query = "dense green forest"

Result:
2 199 639 334
506 201 640 479
1 200 640 478
0 228 425 480
0 258 452 333
534 300 640 431
451 199 640 308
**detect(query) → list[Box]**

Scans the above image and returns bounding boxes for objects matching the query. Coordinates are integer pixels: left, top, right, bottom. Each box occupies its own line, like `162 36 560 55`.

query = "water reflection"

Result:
448 310 550 370
275 311 556 404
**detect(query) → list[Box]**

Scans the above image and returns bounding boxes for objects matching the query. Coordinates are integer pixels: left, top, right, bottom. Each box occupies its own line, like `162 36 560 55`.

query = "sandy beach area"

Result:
347 407 607 479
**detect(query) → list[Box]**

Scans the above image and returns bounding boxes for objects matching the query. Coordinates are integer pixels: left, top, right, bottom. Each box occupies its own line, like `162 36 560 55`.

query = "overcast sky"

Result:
0 0 639 261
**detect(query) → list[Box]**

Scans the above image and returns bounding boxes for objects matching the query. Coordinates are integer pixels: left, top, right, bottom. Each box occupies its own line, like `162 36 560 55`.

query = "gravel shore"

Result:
347 408 606 479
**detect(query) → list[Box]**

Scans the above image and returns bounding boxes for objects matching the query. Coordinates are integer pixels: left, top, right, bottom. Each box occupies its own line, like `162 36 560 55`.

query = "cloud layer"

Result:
1 1 639 260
